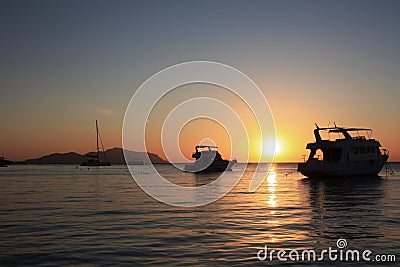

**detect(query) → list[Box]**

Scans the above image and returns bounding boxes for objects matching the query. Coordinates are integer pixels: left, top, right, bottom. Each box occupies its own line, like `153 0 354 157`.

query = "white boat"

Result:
81 120 111 166
297 125 389 178
184 145 236 172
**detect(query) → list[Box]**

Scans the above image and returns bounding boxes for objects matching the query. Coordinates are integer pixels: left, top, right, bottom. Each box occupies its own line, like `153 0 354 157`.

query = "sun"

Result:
262 139 282 156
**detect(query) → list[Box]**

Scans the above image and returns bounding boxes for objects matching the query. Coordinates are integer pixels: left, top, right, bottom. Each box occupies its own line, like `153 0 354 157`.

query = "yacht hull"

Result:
298 157 388 178
184 159 236 173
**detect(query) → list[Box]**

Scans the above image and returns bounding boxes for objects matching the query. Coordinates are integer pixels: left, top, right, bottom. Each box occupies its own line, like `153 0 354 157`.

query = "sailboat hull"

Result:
80 158 111 166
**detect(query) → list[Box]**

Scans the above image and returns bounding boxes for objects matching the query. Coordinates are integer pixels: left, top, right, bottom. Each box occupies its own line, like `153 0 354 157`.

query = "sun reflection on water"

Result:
267 168 277 208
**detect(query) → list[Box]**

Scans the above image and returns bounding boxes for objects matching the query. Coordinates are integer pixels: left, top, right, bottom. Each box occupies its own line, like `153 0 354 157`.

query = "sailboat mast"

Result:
96 120 99 158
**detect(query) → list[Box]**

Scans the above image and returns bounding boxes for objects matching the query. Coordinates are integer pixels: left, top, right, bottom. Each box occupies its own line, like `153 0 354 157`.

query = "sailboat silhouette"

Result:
81 120 111 166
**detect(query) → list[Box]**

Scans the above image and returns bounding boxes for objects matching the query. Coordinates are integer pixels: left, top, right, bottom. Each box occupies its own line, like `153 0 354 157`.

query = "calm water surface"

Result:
0 163 399 266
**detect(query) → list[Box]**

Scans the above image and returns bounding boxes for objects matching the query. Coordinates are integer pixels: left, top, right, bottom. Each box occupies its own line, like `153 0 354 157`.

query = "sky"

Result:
1 0 400 162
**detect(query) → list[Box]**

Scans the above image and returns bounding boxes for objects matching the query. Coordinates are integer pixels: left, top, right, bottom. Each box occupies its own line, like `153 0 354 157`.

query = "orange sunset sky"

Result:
1 1 400 162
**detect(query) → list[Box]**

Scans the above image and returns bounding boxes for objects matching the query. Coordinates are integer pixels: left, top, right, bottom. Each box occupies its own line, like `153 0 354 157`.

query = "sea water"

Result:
0 163 399 266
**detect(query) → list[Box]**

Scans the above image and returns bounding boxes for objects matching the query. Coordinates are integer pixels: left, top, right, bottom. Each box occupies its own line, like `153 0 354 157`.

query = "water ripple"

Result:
0 164 399 265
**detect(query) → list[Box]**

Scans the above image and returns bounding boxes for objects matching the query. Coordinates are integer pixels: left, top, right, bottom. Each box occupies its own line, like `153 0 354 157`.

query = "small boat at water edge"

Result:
0 156 8 167
81 158 111 167
184 145 237 173
298 125 389 178
81 120 111 166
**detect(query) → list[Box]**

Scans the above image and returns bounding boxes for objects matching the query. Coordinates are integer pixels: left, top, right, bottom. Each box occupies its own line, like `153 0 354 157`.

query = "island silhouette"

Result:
19 148 167 165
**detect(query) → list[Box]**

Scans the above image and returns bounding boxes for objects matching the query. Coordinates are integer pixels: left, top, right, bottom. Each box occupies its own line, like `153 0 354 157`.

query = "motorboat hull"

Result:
298 157 388 178
184 159 236 173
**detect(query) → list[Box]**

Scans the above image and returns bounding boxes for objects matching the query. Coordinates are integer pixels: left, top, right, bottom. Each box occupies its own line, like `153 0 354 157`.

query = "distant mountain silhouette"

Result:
24 152 86 164
23 148 167 164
